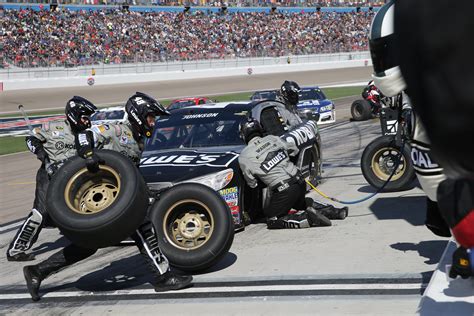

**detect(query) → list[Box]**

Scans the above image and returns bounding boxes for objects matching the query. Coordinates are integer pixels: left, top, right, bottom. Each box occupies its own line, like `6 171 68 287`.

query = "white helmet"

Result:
369 0 406 97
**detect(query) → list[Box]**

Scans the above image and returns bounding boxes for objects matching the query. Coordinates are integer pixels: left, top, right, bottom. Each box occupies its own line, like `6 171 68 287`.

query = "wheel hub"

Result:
372 147 405 181
177 213 205 239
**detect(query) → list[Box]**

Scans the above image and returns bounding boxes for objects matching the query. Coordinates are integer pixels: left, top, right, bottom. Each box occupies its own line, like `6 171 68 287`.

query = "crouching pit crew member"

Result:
238 117 347 229
6 97 96 262
23 92 192 302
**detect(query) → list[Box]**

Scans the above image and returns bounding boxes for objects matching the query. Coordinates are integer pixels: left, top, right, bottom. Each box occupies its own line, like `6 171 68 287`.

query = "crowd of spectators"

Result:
1 1 383 7
3 8 374 68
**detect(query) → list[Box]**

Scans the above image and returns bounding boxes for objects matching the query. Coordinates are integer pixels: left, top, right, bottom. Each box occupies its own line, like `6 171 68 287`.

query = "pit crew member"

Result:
6 96 96 262
238 117 347 229
23 92 192 302
370 0 472 278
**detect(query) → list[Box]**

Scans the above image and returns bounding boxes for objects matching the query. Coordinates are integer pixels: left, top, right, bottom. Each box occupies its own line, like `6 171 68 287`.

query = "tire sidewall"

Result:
47 150 148 248
361 136 415 192
151 183 234 272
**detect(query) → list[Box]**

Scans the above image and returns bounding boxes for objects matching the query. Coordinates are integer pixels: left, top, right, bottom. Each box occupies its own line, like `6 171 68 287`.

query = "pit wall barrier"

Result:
1 58 372 91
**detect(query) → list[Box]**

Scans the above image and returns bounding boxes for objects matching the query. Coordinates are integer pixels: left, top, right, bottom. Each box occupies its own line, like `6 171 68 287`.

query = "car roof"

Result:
168 101 254 114
171 97 207 102
96 106 124 112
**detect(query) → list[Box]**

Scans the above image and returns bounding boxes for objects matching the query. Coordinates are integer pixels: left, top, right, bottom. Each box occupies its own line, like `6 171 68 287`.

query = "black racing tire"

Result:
47 149 149 249
307 144 322 186
361 136 416 192
351 99 372 121
150 183 234 272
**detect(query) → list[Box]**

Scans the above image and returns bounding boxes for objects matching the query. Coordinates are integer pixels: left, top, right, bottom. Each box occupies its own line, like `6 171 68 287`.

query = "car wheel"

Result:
361 136 416 192
150 183 234 272
307 145 322 186
351 100 372 121
47 150 149 249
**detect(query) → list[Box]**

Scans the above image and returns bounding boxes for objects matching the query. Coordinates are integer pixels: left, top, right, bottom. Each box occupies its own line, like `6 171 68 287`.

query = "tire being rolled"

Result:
361 136 416 192
47 149 148 249
150 183 234 272
351 99 372 121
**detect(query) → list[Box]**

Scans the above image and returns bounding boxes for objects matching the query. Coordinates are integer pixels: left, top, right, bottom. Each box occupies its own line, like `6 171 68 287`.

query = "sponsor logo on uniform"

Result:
55 141 65 150
260 150 288 173
283 121 317 147
411 145 442 174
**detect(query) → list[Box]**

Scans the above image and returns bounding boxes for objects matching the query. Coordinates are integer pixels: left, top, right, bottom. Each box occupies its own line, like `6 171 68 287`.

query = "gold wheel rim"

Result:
64 166 121 215
371 147 406 181
163 199 214 250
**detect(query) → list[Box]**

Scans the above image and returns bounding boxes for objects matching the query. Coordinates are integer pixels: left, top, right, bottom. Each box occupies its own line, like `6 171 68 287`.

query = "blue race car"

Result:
297 86 336 125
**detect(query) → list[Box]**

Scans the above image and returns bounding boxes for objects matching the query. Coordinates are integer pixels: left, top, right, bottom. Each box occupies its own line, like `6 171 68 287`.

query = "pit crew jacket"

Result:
239 135 299 189
26 120 76 164
88 123 142 164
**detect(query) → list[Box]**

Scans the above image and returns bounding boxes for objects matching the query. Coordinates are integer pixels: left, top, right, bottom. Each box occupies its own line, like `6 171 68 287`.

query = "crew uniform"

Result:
238 118 335 229
7 97 95 262
23 92 192 302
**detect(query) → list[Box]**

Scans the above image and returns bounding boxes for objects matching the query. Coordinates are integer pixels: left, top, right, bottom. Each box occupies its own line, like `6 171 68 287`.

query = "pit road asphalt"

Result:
0 67 448 315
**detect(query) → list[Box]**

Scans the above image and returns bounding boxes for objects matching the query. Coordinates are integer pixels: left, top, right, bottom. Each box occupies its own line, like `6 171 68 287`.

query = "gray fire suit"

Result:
35 123 169 278
239 134 303 218
275 96 303 128
7 120 76 259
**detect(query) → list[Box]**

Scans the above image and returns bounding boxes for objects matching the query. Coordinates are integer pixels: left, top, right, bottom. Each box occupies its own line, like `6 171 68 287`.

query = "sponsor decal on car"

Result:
182 113 219 120
219 186 240 225
140 152 239 168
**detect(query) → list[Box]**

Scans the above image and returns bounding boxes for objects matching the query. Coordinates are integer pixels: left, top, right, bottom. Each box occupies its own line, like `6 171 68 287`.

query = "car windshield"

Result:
91 110 125 121
299 88 326 101
251 91 277 101
168 100 196 110
145 106 248 151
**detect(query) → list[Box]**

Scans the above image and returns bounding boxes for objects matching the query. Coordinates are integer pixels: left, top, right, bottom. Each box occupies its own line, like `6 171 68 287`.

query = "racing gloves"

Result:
75 131 104 173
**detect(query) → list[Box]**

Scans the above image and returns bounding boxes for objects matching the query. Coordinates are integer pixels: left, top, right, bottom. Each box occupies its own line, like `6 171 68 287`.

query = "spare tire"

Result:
351 99 372 121
47 149 149 249
150 183 234 272
361 135 416 192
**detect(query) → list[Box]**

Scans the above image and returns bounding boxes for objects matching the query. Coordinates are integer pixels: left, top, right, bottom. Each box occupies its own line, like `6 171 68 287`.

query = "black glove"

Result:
85 153 104 173
449 247 473 279
45 162 59 176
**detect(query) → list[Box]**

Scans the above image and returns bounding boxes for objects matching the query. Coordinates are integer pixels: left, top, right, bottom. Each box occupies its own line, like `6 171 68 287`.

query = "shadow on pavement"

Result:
32 236 69 256
369 196 426 226
190 252 238 275
390 240 448 265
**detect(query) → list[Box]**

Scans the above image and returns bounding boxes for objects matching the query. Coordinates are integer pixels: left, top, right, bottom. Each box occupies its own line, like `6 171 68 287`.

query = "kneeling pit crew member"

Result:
238 117 347 229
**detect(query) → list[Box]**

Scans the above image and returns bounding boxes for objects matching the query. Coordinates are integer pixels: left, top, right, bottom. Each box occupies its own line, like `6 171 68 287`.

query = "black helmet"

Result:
280 80 301 106
239 117 264 144
65 96 97 132
125 92 170 138
368 0 406 97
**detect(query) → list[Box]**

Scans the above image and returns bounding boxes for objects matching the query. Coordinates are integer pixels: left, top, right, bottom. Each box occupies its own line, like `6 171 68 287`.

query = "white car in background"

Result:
90 106 127 125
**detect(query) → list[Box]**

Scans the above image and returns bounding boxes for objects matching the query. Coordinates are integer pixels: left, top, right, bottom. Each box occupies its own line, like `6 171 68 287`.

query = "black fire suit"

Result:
7 120 76 260
28 123 170 283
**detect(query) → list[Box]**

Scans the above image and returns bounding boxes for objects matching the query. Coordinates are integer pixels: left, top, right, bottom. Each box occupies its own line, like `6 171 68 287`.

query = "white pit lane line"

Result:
0 283 428 300
0 221 23 233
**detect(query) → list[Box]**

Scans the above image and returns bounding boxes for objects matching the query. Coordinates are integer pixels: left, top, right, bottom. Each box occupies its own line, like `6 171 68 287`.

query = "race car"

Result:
250 87 336 125
140 100 322 227
90 106 127 125
297 86 336 125
167 97 212 111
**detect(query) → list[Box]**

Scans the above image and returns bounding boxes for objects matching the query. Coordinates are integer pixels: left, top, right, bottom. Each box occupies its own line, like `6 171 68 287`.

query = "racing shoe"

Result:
7 252 35 262
154 271 193 292
267 212 310 229
23 266 42 302
305 207 332 227
312 202 348 220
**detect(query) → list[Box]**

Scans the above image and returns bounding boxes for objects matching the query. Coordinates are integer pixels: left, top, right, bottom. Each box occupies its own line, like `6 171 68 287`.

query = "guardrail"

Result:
0 52 370 80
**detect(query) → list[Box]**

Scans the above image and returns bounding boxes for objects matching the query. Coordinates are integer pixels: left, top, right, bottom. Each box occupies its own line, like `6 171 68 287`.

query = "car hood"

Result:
139 146 243 187
297 99 332 109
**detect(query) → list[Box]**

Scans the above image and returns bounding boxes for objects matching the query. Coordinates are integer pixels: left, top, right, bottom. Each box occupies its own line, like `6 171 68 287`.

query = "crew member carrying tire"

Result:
23 92 192 302
238 117 347 229
6 97 97 262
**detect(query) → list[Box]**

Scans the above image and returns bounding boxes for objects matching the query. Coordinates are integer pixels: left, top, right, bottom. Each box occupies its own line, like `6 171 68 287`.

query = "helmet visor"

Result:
370 33 398 75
